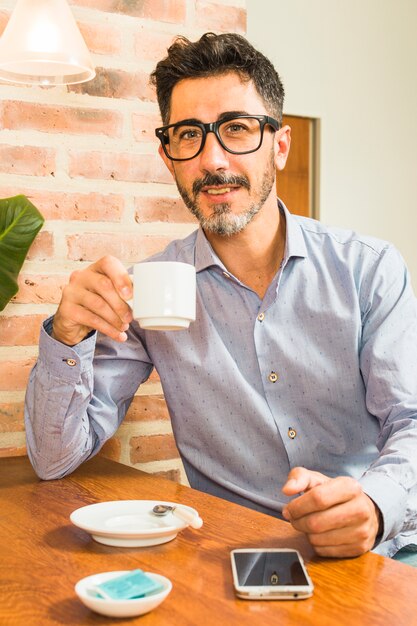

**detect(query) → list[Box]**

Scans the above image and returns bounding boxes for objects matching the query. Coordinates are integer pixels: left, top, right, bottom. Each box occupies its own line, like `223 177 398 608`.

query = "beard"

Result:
174 150 276 236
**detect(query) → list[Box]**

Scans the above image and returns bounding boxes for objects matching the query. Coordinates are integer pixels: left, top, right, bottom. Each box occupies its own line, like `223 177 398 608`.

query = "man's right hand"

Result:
52 255 133 346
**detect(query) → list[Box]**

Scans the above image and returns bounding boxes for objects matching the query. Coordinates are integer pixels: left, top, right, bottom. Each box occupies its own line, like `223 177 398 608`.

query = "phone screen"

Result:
233 550 309 587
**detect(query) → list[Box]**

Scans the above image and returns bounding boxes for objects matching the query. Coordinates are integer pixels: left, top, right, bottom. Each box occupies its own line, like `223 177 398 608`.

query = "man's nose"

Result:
198 131 230 170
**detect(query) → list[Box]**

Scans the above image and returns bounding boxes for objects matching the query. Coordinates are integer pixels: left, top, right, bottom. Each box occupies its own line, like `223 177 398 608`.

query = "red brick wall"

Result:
0 0 246 481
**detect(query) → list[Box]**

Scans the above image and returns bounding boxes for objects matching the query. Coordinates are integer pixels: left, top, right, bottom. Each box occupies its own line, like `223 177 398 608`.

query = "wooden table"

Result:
1 456 416 626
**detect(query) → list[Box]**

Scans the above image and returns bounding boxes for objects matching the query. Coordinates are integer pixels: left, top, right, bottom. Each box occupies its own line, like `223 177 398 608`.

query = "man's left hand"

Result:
282 467 381 558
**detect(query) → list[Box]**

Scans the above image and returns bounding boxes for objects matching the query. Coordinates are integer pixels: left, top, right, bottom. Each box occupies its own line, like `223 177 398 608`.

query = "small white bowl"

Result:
75 571 172 617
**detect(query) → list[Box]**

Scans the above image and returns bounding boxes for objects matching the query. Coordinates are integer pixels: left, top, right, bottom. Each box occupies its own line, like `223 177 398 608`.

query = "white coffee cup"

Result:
132 261 196 330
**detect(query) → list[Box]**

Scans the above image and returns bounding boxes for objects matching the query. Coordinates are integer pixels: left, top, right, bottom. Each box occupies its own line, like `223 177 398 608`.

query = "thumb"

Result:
282 467 328 496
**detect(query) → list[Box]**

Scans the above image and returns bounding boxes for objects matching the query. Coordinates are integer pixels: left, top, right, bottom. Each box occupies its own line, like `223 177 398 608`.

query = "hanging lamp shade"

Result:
0 0 95 86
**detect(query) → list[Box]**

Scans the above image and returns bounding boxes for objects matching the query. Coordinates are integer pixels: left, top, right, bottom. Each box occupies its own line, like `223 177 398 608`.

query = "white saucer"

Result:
75 570 172 617
70 500 198 547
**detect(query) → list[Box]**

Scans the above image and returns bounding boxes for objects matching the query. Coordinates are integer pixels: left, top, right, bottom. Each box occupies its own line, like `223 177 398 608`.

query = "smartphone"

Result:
230 548 314 600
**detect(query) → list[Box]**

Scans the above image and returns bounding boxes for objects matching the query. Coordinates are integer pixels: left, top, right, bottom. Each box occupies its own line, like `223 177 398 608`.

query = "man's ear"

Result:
158 144 175 177
274 125 291 171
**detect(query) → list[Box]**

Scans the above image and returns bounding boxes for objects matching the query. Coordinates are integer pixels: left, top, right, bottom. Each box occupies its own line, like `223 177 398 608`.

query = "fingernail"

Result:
121 286 131 298
282 508 291 521
285 479 298 490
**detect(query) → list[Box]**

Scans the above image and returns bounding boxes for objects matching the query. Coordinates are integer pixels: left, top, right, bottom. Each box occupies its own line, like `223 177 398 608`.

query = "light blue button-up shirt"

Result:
25 203 417 557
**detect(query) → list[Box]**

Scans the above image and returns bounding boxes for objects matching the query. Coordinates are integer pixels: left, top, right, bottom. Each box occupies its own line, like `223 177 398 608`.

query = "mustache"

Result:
192 173 250 195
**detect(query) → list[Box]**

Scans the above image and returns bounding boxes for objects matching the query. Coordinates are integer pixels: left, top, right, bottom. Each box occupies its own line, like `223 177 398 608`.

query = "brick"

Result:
130 433 179 464
148 368 160 383
73 0 186 23
0 187 124 222
195 1 246 32
66 233 170 263
78 21 122 56
0 445 27 458
45 191 123 222
132 112 161 143
0 315 46 346
0 402 24 433
152 468 181 482
13 274 67 304
135 196 197 224
26 231 54 260
98 436 121 462
125 394 169 422
0 145 55 177
69 67 153 101
134 27 175 63
0 358 37 391
68 150 172 184
1 101 122 137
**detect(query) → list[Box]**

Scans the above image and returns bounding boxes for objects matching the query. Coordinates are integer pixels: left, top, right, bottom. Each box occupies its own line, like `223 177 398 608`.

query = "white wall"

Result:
247 0 417 288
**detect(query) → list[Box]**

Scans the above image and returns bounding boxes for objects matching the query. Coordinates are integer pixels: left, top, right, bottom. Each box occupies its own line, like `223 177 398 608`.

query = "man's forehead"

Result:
168 73 266 124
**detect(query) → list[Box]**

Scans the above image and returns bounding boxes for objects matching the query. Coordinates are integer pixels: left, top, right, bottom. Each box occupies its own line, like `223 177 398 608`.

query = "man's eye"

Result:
223 122 252 135
228 124 246 132
179 128 201 140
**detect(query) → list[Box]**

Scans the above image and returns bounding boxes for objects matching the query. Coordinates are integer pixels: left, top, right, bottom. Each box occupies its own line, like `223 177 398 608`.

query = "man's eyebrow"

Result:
171 111 251 127
172 118 200 126
218 110 250 120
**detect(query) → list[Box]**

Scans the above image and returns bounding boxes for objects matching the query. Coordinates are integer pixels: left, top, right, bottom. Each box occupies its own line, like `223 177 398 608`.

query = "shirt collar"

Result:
194 198 308 274
279 199 308 263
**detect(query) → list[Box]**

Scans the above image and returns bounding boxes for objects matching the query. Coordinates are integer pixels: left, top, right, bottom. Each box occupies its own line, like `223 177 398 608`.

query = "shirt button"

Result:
268 371 278 383
257 312 265 322
288 428 297 439
65 358 77 367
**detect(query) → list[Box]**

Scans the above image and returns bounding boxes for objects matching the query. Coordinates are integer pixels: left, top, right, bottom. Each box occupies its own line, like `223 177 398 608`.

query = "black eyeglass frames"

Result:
155 114 280 162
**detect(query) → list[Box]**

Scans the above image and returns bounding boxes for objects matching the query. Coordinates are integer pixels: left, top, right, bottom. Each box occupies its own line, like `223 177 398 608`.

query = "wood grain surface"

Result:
1 456 416 626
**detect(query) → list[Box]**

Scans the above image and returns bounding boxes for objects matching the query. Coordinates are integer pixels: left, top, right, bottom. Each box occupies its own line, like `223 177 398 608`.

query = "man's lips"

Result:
202 186 238 195
193 175 250 196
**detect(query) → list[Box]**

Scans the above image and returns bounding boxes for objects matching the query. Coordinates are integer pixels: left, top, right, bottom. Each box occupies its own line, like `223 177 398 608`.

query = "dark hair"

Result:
150 32 285 126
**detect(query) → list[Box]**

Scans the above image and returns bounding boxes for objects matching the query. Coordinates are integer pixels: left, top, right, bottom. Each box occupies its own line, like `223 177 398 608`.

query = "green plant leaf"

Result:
0 195 45 311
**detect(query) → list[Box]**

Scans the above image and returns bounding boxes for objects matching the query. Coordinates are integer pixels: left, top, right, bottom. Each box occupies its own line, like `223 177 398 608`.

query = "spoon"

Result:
152 504 203 529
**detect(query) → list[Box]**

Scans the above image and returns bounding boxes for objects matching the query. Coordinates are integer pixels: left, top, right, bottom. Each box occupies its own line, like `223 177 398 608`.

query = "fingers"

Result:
283 475 360 520
282 467 329 496
305 506 378 558
90 256 133 301
73 268 131 326
55 289 129 344
52 256 133 345
282 475 381 558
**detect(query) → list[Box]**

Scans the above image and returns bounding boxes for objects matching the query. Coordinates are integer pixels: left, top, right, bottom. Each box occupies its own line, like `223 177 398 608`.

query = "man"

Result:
25 33 417 560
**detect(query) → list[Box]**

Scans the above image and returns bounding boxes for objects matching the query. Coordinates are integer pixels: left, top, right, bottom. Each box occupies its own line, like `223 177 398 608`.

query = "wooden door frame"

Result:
276 114 320 219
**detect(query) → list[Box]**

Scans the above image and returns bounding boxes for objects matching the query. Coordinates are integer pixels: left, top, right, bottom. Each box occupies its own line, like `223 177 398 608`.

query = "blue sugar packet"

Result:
92 570 164 600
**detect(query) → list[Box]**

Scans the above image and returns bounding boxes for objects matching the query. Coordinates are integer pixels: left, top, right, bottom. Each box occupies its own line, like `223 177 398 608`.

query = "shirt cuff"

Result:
38 316 97 382
359 471 407 543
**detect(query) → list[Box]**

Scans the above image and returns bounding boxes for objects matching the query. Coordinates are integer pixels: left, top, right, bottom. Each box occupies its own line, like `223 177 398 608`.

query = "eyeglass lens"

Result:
165 117 264 160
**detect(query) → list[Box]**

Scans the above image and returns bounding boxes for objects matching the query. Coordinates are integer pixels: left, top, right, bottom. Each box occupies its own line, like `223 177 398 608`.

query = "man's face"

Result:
159 72 287 236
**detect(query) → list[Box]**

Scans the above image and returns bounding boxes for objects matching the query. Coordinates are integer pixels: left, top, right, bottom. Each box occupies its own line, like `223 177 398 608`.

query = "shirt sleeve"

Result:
357 245 417 548
24 318 153 480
